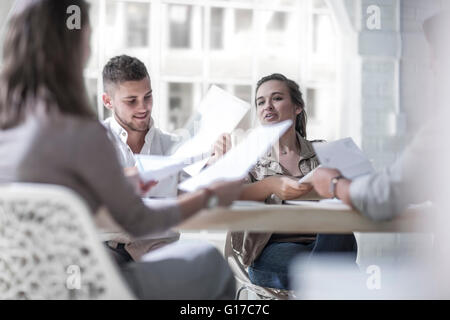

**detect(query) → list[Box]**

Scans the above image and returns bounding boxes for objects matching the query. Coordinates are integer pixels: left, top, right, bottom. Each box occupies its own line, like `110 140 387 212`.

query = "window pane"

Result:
211 8 224 50
0 0 15 59
235 9 253 33
169 5 192 49
312 14 335 56
126 2 150 47
162 5 203 77
234 85 252 103
306 88 317 119
262 11 295 48
209 83 227 91
85 78 99 116
267 12 287 31
209 8 253 80
168 83 193 131
313 0 328 9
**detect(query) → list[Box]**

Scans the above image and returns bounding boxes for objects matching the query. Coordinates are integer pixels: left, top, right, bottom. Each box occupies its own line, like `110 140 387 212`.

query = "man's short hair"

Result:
103 55 149 92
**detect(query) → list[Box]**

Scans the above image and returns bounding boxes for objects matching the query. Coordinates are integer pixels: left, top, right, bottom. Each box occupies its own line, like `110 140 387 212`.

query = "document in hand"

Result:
171 85 250 160
179 120 292 192
312 138 375 179
135 155 190 183
298 165 322 185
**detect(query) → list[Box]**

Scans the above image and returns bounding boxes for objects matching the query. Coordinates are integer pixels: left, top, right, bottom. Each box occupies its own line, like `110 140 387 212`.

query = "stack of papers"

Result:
312 138 375 179
136 86 250 182
135 155 190 183
171 85 250 160
298 165 322 185
179 120 293 192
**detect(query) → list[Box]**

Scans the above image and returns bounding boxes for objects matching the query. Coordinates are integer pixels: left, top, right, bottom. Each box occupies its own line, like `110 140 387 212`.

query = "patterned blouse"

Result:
231 133 323 267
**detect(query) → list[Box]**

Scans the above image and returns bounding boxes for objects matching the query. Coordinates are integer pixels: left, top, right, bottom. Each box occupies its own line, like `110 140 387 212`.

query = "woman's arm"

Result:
240 178 274 201
75 123 242 238
241 176 314 201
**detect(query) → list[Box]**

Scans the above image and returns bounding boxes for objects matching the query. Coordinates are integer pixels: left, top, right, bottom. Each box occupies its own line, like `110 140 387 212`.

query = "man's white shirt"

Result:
103 116 181 198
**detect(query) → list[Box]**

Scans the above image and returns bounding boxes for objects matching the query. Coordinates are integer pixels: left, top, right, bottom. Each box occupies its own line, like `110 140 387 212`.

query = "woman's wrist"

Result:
263 176 277 193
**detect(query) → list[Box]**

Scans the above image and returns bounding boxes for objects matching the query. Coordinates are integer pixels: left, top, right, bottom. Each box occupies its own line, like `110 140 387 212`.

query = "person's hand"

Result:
311 168 342 198
207 133 232 166
124 167 158 196
267 176 314 200
207 179 244 207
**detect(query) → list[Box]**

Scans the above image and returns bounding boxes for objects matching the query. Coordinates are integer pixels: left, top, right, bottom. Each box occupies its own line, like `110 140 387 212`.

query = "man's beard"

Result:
115 113 150 132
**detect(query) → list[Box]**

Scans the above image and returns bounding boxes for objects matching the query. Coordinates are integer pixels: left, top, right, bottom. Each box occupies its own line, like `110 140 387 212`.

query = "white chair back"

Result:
0 183 134 300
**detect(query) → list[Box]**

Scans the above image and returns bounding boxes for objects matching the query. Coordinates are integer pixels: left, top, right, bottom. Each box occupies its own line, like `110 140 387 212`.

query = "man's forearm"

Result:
177 189 208 221
335 178 353 207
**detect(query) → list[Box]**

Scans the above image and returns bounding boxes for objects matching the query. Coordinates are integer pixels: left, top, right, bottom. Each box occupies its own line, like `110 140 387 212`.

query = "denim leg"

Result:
311 234 358 260
248 235 358 290
248 241 314 290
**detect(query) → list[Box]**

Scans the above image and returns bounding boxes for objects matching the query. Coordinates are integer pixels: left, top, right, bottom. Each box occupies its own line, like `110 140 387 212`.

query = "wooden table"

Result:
176 201 432 233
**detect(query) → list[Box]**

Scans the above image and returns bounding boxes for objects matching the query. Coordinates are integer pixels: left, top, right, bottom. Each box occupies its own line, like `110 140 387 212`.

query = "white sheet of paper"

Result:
298 165 322 184
172 85 250 159
179 120 292 192
312 138 375 179
135 155 191 183
183 158 210 177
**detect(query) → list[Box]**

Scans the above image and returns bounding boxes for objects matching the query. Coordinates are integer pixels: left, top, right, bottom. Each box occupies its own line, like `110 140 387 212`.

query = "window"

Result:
267 12 287 31
168 82 193 131
169 5 192 48
235 9 253 33
86 0 337 140
234 85 252 103
210 8 225 50
306 88 317 120
126 3 150 48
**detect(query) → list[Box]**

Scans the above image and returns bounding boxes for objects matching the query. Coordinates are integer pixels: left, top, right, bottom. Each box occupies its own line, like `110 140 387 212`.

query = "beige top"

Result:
231 133 322 267
0 113 182 241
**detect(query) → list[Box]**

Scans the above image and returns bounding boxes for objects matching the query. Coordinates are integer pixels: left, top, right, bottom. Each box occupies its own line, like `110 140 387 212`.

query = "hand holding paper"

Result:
172 85 250 160
179 120 293 192
313 138 375 179
135 86 250 183
298 165 322 185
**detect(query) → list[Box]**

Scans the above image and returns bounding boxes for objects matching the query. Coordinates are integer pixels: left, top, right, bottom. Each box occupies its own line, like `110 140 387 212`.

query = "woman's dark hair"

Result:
255 73 307 139
0 0 93 130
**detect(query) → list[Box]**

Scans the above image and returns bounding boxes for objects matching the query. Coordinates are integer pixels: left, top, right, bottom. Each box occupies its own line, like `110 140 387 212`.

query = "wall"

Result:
330 0 440 268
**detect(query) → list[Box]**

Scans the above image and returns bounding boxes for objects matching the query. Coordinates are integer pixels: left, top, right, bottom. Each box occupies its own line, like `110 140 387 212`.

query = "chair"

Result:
224 232 294 300
0 183 134 300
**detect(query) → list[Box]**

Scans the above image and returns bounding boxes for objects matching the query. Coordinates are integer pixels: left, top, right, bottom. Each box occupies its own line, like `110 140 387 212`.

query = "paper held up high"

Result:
135 86 250 183
171 85 250 160
312 138 375 180
179 120 293 192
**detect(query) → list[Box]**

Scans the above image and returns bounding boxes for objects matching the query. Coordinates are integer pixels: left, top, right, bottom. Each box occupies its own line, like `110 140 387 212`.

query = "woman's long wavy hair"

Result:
255 73 307 139
0 0 94 130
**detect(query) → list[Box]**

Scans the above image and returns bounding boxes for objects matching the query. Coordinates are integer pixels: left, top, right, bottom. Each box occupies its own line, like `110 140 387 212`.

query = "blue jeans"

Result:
248 234 357 290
